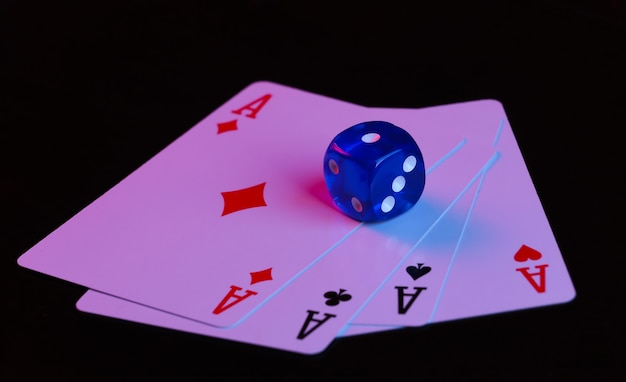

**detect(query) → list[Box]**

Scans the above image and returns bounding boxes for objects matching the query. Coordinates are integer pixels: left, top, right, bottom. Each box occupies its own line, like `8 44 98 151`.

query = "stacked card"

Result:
17 82 576 354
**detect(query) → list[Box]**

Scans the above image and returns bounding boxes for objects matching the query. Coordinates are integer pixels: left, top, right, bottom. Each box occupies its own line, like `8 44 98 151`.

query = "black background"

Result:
2 1 625 380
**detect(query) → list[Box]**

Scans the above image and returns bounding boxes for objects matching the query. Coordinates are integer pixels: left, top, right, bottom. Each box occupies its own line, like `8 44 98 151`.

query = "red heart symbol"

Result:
513 245 542 262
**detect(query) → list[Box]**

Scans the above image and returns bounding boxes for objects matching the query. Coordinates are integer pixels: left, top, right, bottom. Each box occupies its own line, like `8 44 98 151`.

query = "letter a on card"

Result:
212 286 258 315
296 311 337 340
516 265 548 293
232 94 272 119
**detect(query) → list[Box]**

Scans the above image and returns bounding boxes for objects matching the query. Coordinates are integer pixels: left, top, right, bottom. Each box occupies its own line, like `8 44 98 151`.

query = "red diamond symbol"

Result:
250 267 273 285
221 182 267 216
216 119 239 134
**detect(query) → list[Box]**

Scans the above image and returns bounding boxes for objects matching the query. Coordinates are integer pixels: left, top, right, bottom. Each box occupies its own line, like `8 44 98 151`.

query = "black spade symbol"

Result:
406 263 432 280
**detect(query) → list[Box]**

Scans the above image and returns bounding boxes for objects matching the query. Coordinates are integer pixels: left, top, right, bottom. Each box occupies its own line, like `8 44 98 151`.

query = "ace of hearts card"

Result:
342 103 576 331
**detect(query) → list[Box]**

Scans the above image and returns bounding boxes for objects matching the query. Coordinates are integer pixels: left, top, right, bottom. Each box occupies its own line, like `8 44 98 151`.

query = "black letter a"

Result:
395 286 427 314
296 310 336 340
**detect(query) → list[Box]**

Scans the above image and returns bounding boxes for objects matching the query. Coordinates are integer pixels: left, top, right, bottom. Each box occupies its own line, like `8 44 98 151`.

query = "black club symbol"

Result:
324 289 352 306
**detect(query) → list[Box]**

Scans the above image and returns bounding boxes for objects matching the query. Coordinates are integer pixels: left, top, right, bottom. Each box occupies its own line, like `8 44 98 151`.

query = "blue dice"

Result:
323 121 425 222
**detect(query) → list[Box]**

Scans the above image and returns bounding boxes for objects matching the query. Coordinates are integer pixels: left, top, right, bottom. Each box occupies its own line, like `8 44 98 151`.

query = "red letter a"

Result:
231 93 272 119
516 264 548 293
212 285 258 314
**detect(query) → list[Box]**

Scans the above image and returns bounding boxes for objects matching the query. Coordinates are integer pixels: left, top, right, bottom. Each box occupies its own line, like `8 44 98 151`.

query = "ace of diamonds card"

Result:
17 81 373 328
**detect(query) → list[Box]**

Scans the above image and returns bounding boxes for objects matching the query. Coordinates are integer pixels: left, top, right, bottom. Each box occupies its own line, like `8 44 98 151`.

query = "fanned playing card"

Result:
343 104 576 331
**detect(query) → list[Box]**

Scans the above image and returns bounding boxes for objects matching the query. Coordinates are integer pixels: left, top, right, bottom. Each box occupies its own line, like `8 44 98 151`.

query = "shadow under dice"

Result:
323 121 426 222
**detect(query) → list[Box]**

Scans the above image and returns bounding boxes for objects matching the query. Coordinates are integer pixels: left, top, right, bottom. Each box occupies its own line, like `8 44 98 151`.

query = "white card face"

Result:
424 107 577 323
18 81 374 328
344 103 575 329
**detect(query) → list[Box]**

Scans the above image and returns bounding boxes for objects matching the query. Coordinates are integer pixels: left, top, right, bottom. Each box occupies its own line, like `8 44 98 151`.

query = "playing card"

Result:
423 106 577 323
341 103 575 334
18 81 375 328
